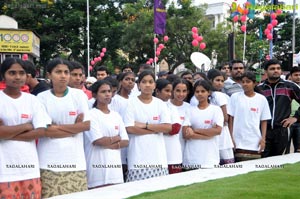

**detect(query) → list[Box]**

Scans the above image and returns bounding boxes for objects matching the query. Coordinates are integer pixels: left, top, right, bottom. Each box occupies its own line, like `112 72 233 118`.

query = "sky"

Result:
192 0 300 17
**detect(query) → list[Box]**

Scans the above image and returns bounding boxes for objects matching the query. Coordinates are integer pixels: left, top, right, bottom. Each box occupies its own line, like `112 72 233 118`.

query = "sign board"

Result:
0 29 40 57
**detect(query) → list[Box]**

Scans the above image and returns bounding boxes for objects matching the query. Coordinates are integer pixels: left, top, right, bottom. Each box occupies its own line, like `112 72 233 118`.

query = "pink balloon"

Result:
100 52 105 57
276 10 282 15
264 28 270 35
156 51 161 56
233 15 239 22
271 13 277 20
267 23 273 30
197 36 203 42
267 33 273 40
146 61 151 65
102 48 107 53
241 15 247 22
89 66 93 71
154 57 158 62
149 58 154 63
192 39 199 47
192 27 198 34
199 42 206 50
192 33 198 39
271 19 278 27
153 38 159 44
243 9 249 15
158 44 165 49
163 36 169 42
93 57 97 61
22 54 28 61
91 61 95 65
241 25 246 32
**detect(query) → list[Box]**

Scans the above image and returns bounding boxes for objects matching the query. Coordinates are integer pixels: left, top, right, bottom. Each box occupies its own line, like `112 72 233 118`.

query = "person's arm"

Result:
106 140 129 150
11 128 46 141
193 125 222 136
0 121 33 139
228 115 236 148
182 126 211 140
126 122 172 135
56 121 90 134
93 135 121 147
220 105 229 124
258 120 267 153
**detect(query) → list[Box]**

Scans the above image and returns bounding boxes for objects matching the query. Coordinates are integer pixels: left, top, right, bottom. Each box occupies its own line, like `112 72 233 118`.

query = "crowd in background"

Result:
1 57 300 198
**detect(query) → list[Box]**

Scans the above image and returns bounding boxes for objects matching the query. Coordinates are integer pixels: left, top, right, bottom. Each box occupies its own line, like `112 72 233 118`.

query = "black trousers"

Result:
288 123 300 152
262 126 289 158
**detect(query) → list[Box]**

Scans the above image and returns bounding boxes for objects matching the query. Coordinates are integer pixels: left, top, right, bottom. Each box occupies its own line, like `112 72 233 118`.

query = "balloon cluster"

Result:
89 48 107 71
147 35 169 64
263 10 281 41
231 1 251 33
191 27 206 50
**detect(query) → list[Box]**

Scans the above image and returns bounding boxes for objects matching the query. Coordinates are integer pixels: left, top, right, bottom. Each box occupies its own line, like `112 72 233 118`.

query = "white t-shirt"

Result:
163 101 182 164
210 92 234 150
228 92 272 151
0 91 50 182
123 96 171 170
183 104 224 169
84 108 128 188
171 101 190 157
37 87 90 172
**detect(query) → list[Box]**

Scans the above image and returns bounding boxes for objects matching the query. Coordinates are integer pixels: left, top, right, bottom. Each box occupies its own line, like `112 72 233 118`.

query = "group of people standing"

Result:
0 57 299 198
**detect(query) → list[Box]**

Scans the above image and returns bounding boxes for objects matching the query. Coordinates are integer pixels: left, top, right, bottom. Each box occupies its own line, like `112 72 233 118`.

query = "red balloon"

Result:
197 36 203 42
153 38 159 44
241 15 247 22
101 48 107 53
192 27 198 34
241 25 246 32
22 54 28 61
267 33 273 40
243 9 249 15
91 61 95 65
276 10 282 15
233 15 239 22
100 52 105 57
267 23 273 30
271 13 277 20
264 28 270 35
192 39 199 47
192 33 199 39
163 36 169 42
271 19 278 27
199 42 206 50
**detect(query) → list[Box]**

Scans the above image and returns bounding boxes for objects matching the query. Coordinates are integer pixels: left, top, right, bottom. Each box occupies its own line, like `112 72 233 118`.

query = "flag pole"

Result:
154 34 157 79
86 0 90 77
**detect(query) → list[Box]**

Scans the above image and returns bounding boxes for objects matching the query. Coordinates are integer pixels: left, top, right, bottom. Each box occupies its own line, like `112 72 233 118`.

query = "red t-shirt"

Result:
0 81 30 93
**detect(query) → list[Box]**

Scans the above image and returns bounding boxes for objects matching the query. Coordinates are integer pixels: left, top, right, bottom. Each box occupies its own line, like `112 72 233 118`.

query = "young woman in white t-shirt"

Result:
155 79 182 174
207 69 235 165
124 70 172 182
0 58 49 198
84 80 129 188
37 58 90 198
170 78 191 159
228 71 271 162
183 80 224 169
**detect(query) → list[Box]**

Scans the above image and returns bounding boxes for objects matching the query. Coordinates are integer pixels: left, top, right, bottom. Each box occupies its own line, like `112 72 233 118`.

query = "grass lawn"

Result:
129 163 300 199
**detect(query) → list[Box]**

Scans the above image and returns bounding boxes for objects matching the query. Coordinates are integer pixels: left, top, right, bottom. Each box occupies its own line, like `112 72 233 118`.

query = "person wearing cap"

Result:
158 71 169 79
85 76 97 88
258 59 300 157
287 66 300 153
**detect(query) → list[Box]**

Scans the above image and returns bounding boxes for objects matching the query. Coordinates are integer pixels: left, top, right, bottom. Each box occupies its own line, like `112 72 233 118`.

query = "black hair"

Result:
90 80 112 108
193 79 213 103
230 59 245 69
241 71 263 94
290 66 300 75
139 63 152 72
180 71 193 78
137 70 155 83
96 65 109 74
104 76 119 88
0 57 26 79
154 79 172 97
121 65 133 72
46 58 72 73
24 60 37 78
69 61 85 73
193 72 209 81
172 78 193 102
263 59 281 70
117 71 135 82
207 69 224 81
166 74 180 83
